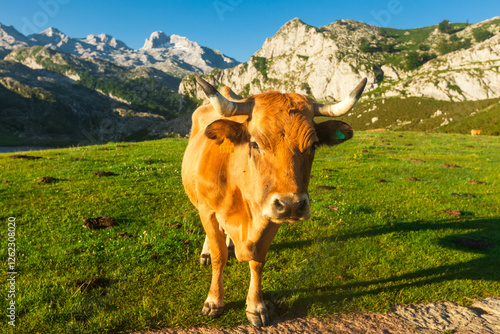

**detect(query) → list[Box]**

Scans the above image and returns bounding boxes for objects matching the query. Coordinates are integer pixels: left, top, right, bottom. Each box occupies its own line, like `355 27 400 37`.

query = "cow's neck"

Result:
215 149 280 262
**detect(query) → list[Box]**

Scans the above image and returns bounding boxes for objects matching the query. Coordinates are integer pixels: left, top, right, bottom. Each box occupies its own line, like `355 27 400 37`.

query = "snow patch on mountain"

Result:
0 24 239 78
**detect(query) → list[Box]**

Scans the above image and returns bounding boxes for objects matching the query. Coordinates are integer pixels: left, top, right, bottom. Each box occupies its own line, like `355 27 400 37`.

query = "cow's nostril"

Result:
274 199 285 213
298 199 308 214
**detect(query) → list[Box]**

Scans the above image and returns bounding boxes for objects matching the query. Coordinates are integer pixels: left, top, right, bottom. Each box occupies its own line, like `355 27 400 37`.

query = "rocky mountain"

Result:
180 17 500 104
1 17 499 145
0 23 30 58
0 24 239 78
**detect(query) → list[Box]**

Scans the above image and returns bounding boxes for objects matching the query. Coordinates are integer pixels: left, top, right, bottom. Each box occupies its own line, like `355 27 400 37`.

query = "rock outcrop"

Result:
180 17 500 103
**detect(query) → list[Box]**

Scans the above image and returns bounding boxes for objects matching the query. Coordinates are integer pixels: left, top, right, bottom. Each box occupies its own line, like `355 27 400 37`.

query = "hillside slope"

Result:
0 46 197 145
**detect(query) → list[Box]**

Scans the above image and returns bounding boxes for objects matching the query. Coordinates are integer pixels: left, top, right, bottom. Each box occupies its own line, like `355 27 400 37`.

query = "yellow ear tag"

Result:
220 138 235 153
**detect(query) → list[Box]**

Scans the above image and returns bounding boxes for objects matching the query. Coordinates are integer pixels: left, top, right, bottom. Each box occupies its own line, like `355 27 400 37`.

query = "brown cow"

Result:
181 77 367 326
471 129 482 135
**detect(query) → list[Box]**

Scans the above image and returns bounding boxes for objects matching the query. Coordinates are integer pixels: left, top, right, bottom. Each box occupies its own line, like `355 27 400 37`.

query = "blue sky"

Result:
1 0 499 62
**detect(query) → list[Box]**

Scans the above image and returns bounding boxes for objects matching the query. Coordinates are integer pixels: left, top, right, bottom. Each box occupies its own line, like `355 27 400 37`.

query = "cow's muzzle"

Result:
263 193 311 223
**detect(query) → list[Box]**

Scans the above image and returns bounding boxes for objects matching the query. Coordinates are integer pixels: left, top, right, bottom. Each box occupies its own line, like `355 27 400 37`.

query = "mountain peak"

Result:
85 33 129 49
0 23 29 44
39 27 64 37
141 31 171 50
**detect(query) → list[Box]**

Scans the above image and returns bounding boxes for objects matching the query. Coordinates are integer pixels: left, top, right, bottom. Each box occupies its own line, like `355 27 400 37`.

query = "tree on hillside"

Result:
438 20 452 34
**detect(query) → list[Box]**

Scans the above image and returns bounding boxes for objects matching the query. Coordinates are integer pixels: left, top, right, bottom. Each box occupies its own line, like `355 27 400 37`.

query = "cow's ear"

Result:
205 120 249 145
315 120 353 146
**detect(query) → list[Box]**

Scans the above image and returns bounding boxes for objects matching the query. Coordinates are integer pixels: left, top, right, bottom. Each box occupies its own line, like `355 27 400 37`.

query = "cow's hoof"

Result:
246 307 270 327
201 301 224 318
200 254 211 266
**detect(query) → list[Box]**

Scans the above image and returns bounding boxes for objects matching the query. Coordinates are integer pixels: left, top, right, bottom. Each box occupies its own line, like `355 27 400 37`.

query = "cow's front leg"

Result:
200 211 227 318
246 260 270 326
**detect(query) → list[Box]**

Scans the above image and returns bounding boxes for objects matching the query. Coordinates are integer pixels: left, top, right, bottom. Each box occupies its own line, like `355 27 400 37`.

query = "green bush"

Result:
359 38 373 53
252 56 268 81
438 20 452 34
419 44 430 51
473 28 493 42
379 42 396 53
436 37 472 55
404 51 436 71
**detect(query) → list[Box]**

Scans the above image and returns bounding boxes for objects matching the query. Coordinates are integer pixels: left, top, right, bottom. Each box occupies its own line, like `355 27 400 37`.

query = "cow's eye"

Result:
310 142 320 153
250 141 260 151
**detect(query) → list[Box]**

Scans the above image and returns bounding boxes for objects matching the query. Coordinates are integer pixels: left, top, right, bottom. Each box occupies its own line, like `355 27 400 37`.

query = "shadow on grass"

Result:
269 217 500 317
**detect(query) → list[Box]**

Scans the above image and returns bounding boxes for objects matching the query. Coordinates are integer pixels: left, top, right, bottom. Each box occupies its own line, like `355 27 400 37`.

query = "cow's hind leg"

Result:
200 235 234 266
199 209 227 318
226 235 235 259
200 236 211 266
246 260 270 326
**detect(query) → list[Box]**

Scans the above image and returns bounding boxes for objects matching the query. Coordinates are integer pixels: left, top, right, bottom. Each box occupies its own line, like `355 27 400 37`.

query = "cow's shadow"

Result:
264 217 500 318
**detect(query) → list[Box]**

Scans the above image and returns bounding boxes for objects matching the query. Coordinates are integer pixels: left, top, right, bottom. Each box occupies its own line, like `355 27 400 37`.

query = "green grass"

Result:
438 102 500 135
1 132 499 333
334 97 500 134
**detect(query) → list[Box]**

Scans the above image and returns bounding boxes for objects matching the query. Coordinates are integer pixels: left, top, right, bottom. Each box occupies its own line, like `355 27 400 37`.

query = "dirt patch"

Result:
93 171 118 177
375 179 387 183
73 276 109 292
407 177 418 182
83 216 117 230
316 186 336 190
469 180 486 185
442 164 460 168
410 158 425 163
452 193 476 198
105 232 132 240
322 205 339 211
9 154 43 160
38 176 58 184
133 297 500 334
165 222 183 229
393 298 500 334
441 209 464 217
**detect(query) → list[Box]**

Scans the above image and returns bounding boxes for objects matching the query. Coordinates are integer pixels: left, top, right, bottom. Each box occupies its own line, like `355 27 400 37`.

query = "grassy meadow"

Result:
1 131 499 333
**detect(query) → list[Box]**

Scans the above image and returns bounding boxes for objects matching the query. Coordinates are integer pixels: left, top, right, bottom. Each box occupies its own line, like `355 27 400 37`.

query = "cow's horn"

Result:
314 78 367 117
196 77 252 117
